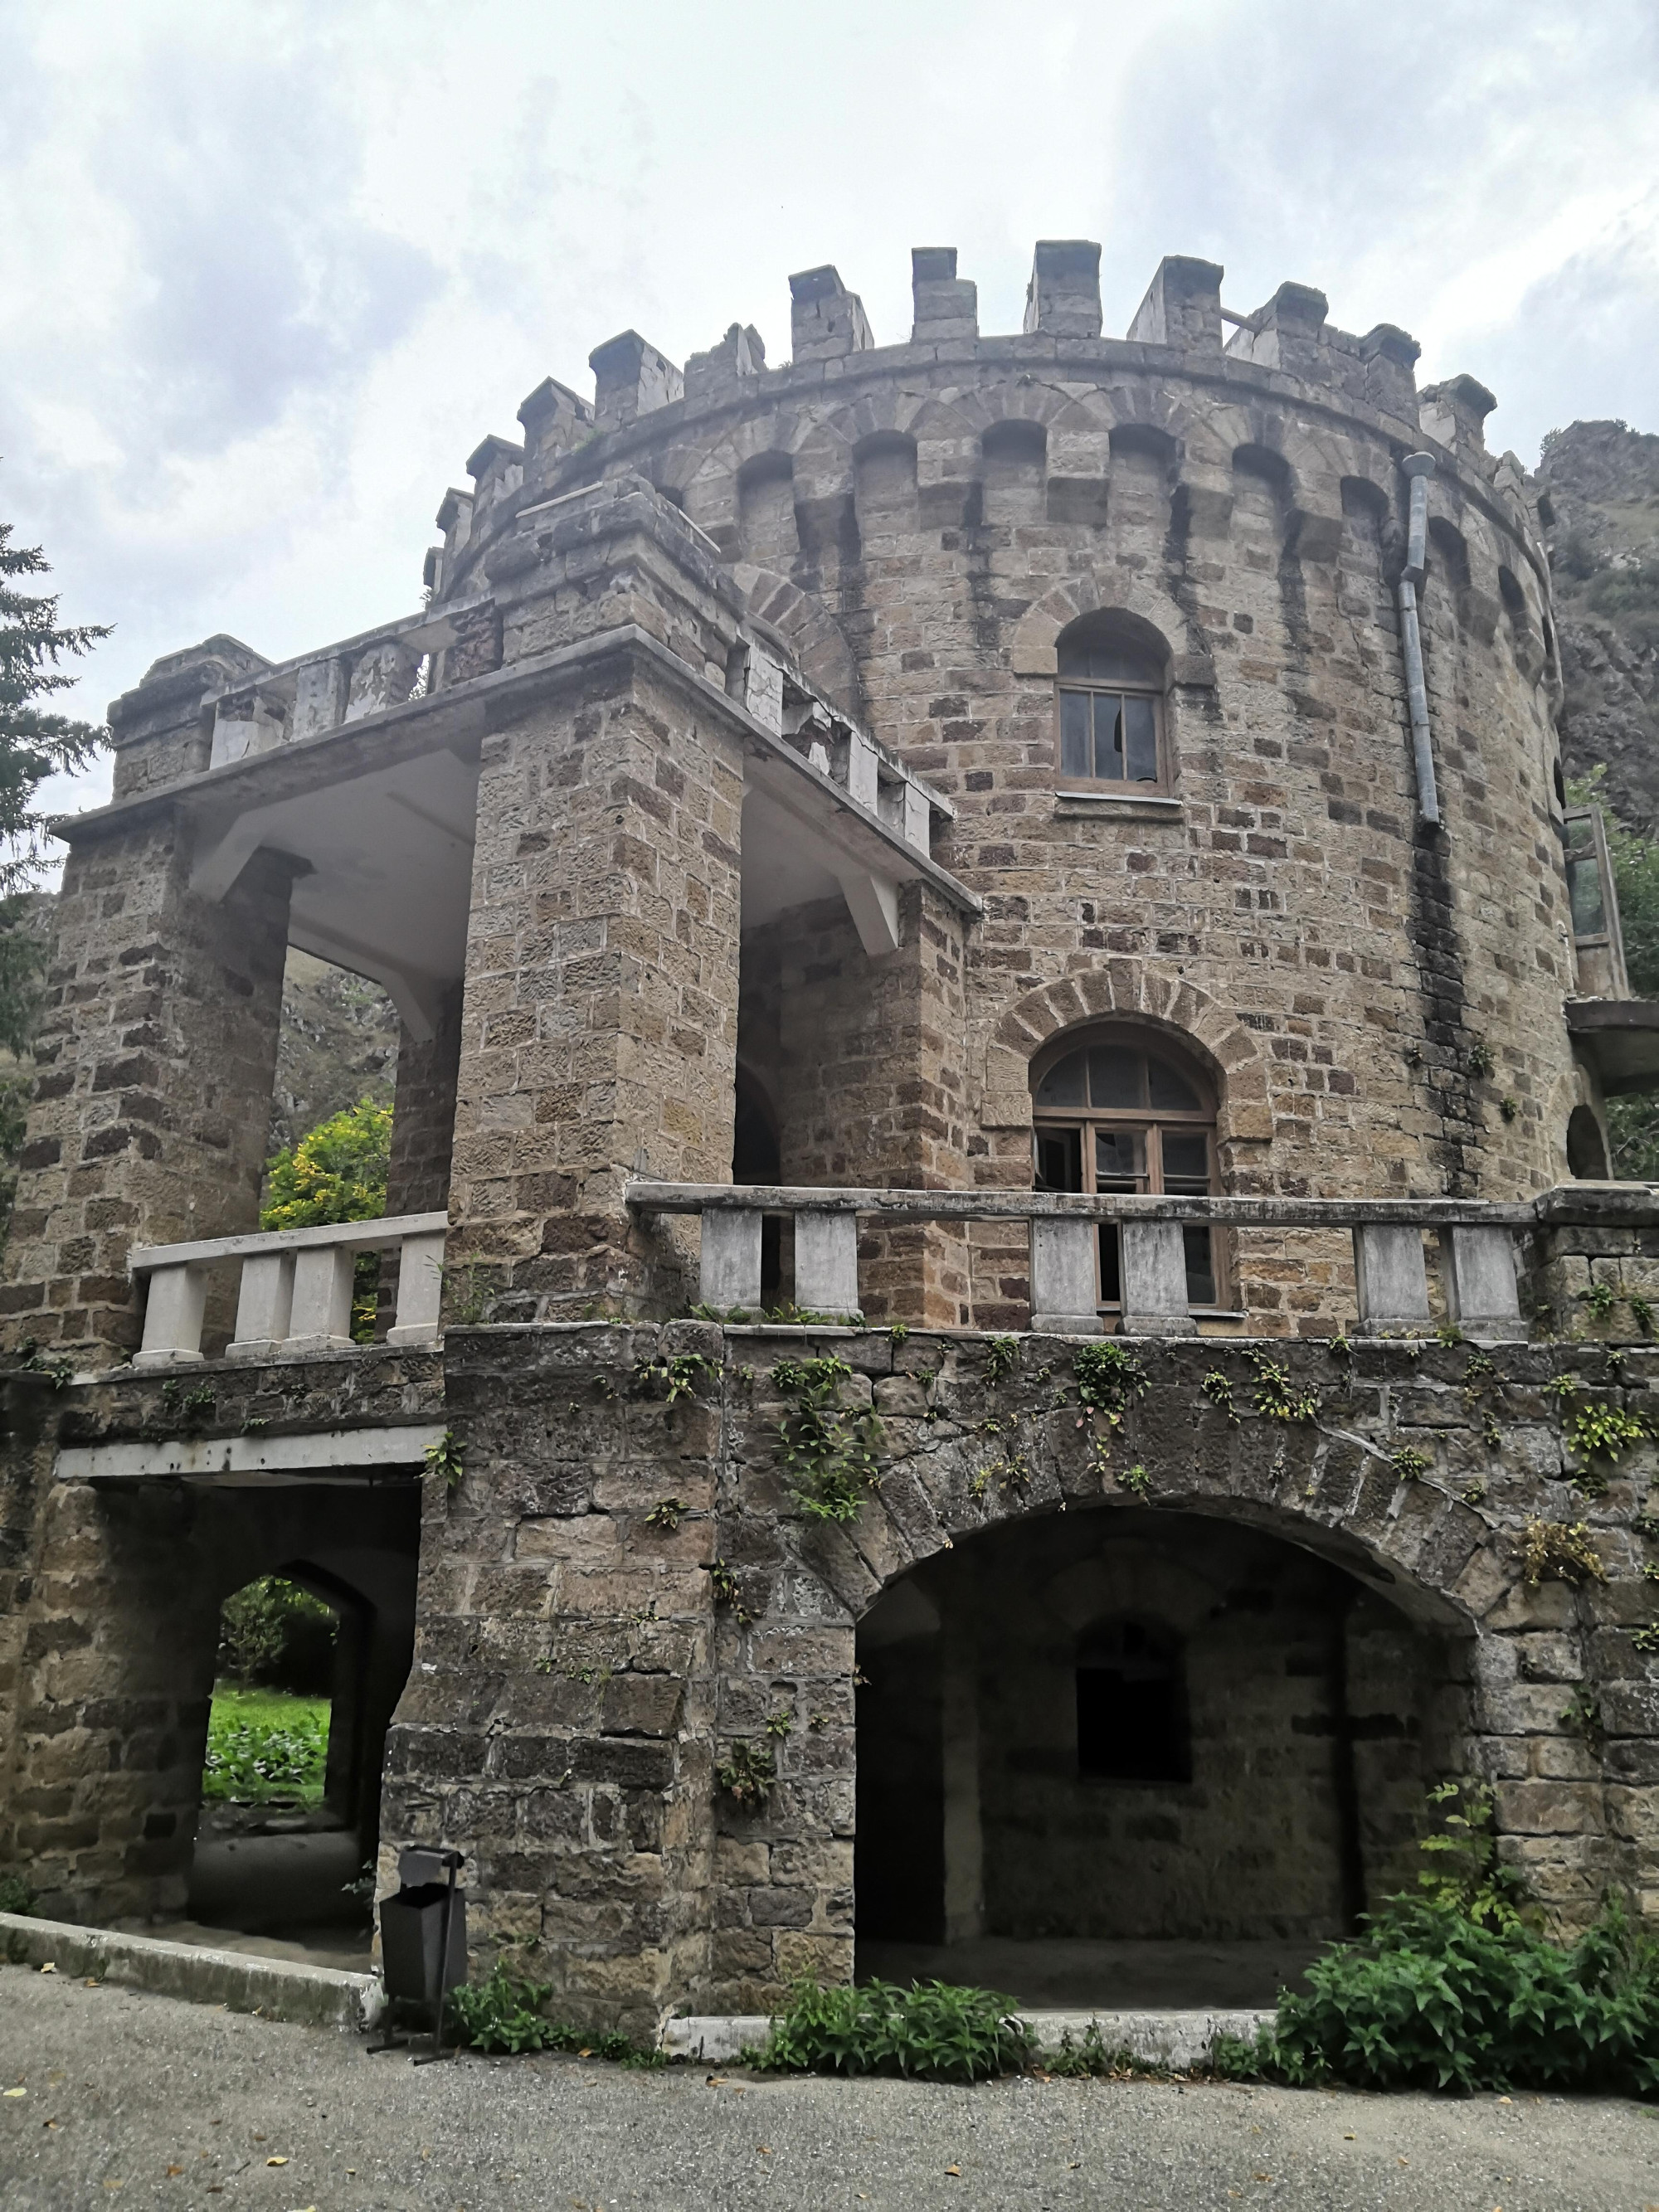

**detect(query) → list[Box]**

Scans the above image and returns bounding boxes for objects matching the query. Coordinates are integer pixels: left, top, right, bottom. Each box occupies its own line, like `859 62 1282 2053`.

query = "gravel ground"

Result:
2 1965 1657 2212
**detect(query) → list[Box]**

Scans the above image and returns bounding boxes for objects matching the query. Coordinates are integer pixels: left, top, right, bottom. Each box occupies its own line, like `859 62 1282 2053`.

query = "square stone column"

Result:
448 642 745 1316
1 820 294 1365
761 881 971 1326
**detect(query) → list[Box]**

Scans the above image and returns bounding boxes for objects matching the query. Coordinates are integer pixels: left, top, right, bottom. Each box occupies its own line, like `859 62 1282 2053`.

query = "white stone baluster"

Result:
1353 1224 1432 1333
1118 1221 1198 1336
1442 1226 1522 1340
699 1210 763 1313
1029 1218 1102 1334
228 1252 296 1360
388 1228 448 1347
134 1263 210 1369
794 1211 860 1319
286 1244 357 1354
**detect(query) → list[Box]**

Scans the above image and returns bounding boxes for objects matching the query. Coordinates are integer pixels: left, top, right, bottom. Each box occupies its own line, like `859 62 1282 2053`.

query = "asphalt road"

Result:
2 1965 1657 2212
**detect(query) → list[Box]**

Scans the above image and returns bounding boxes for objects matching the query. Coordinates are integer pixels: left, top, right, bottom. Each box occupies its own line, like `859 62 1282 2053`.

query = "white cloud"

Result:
2 0 1655 841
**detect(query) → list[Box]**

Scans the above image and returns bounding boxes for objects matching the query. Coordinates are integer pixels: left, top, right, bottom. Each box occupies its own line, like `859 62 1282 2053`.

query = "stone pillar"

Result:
447 644 745 1317
381 1322 722 2038
770 882 971 1326
385 984 464 1216
1 819 294 1365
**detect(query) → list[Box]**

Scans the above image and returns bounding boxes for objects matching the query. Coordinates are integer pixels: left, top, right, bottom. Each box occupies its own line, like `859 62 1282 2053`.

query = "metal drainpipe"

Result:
1397 452 1441 828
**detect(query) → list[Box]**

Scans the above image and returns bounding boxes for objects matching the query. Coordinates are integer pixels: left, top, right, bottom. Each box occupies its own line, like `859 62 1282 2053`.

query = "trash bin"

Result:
372 1846 465 2061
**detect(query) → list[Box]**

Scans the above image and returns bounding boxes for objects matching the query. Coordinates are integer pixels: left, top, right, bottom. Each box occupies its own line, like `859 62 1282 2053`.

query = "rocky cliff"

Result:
1540 419 1659 827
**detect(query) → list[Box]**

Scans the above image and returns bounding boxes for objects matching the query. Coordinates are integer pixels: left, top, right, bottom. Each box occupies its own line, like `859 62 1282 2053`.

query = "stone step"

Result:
0 1910 383 2034
662 2006 1273 2073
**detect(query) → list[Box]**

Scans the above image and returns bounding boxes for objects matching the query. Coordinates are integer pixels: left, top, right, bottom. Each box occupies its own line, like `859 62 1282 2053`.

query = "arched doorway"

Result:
173 1483 421 1965
854 1504 1462 2007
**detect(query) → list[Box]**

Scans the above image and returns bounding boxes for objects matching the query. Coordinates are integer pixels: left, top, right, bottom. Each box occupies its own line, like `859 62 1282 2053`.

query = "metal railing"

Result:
626 1182 1537 1338
128 1213 448 1368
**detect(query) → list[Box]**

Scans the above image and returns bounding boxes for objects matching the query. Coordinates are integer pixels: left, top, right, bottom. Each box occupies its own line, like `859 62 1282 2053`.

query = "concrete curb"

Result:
662 2006 1272 2071
0 1912 384 2033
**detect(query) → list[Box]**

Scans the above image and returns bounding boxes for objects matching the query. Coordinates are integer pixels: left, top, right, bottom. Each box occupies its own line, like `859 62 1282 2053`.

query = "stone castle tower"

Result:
2 246 1657 2039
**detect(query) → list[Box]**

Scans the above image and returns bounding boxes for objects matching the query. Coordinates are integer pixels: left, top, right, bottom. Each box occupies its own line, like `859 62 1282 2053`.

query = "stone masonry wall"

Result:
1 834 294 1364
362 1318 1659 2033
426 285 1590 1341
446 645 746 1318
757 882 971 1325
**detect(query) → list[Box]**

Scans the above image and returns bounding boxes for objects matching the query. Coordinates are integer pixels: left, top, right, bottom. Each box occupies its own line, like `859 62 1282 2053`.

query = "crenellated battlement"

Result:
429 243 1546 625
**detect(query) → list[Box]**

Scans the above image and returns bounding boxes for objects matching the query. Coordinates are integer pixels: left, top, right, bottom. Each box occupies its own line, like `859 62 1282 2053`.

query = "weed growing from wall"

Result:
716 1738 776 1808
772 1354 883 1523
1246 1349 1321 1423
983 1335 1020 1387
632 1351 718 1406
1520 1518 1606 1586
1200 1369 1239 1423
1072 1341 1145 1416
425 1428 465 1493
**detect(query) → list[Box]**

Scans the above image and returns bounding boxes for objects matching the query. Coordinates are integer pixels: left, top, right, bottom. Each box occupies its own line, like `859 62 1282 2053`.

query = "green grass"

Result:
202 1685 331 1805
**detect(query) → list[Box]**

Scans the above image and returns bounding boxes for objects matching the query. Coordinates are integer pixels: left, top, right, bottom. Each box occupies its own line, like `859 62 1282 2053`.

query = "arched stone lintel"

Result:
840 1480 1493 1640
984 966 1272 1143
728 562 862 718
1010 577 1194 680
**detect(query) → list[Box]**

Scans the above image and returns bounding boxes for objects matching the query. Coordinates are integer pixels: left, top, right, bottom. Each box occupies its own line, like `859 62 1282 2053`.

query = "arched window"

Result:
1056 620 1167 791
1076 1616 1190 1782
1032 1030 1220 1310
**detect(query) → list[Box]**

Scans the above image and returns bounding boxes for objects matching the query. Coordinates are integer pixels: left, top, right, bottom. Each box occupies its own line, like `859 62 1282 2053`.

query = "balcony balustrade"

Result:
129 1213 448 1368
627 1181 1543 1339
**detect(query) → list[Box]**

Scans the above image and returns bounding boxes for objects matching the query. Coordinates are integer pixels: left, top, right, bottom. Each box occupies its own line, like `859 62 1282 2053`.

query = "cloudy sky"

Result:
3 0 1657 838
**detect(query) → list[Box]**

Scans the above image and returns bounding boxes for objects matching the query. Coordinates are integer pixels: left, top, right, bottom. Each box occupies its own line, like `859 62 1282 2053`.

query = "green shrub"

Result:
202 1691 329 1804
1213 1898 1659 2095
445 1962 663 2064
747 1977 1034 2083
1213 1782 1659 2094
0 1870 36 1915
216 1575 337 1690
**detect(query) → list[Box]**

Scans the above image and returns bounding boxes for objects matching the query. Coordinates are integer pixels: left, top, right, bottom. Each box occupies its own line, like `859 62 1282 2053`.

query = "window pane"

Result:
1087 1048 1143 1109
1160 1132 1210 1188
1036 1050 1087 1106
1034 1126 1083 1192
1147 1058 1199 1112
1093 694 1126 780
1183 1227 1217 1306
1059 690 1092 778
1566 852 1606 936
1123 694 1159 781
1057 638 1160 688
1095 1129 1146 1188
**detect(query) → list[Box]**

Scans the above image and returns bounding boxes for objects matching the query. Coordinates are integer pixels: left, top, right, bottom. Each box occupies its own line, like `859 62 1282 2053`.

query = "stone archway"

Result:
851 1498 1466 2005
704 1325 1561 2017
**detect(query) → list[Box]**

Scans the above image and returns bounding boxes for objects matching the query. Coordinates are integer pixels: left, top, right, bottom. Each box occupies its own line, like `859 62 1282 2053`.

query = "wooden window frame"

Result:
1032 1033 1226 1315
1055 668 1170 795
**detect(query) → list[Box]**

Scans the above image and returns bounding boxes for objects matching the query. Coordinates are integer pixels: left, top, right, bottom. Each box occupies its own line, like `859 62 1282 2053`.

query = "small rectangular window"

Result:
1077 1668 1187 1782
1057 683 1165 790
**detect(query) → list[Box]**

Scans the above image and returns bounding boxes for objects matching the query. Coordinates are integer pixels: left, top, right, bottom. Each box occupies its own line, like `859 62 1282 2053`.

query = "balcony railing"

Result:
625 1182 1544 1338
129 1213 448 1369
